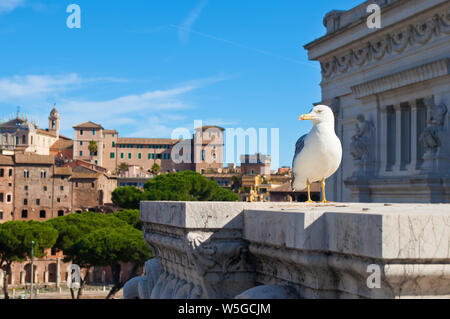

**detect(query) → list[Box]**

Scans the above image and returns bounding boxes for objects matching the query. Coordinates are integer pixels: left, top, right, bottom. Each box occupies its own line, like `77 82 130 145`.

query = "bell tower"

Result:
49 106 60 138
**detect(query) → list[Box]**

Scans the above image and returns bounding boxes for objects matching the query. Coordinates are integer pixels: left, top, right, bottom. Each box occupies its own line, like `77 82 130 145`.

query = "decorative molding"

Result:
321 11 450 80
351 58 450 98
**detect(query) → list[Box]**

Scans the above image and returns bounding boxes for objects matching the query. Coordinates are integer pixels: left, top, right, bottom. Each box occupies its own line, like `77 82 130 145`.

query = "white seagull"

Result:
292 105 342 203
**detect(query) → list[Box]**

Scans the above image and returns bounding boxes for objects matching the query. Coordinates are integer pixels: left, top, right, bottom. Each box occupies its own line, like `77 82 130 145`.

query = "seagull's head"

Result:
299 105 335 125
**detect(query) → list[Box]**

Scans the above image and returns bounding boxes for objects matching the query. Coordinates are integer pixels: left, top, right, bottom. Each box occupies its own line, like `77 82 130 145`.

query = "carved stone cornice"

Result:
320 11 450 81
142 223 255 299
351 58 450 98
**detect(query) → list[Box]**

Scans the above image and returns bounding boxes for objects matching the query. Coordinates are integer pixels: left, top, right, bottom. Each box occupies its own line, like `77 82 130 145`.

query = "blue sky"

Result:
0 0 362 169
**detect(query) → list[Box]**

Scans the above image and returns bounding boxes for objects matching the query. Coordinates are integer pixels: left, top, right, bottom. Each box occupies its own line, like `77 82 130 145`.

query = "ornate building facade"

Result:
304 0 449 203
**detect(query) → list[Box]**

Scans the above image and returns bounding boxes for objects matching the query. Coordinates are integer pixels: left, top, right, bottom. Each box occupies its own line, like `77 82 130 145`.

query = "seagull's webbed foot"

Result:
305 199 316 204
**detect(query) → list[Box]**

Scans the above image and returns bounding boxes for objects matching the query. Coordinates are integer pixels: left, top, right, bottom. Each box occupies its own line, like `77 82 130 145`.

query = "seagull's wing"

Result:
291 134 308 189
292 134 307 169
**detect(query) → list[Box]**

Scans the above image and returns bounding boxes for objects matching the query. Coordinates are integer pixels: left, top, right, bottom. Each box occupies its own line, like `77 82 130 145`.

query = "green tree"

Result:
231 175 242 193
151 163 160 175
0 221 58 299
66 226 152 299
143 171 239 202
113 209 143 230
46 212 128 299
88 140 98 155
111 186 143 209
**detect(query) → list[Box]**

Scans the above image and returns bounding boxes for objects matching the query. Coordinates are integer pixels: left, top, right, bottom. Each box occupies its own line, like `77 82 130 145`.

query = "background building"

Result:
304 0 450 203
73 122 225 175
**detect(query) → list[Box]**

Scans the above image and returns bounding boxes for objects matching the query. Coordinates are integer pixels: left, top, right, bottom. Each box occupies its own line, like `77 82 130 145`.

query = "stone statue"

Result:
419 98 448 154
350 114 375 161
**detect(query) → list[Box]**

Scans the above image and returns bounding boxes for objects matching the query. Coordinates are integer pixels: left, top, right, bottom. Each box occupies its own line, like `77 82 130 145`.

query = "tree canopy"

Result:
111 186 144 210
0 221 58 299
113 209 143 230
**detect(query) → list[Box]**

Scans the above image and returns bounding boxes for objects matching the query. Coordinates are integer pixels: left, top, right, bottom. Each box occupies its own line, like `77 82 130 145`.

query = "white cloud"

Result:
0 0 25 13
178 0 209 44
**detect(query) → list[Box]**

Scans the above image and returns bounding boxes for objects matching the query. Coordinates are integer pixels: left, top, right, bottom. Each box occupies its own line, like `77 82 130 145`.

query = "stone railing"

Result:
124 202 450 299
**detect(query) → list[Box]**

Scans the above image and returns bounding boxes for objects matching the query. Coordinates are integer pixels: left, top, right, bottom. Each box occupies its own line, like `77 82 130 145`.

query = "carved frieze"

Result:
320 12 450 80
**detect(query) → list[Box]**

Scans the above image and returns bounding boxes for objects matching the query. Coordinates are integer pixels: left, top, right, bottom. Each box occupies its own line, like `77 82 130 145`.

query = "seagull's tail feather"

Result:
292 178 306 192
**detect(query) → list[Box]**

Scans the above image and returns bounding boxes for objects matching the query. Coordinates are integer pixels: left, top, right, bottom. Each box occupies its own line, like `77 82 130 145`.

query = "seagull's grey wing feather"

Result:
291 134 308 189
292 134 307 168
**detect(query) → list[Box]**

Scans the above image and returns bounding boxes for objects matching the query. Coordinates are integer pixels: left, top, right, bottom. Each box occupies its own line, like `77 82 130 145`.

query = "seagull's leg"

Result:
321 178 331 203
305 179 315 203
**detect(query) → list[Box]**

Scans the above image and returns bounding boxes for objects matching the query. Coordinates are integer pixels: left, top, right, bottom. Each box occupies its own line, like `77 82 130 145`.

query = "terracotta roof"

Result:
36 129 58 137
0 155 14 166
117 137 180 145
103 129 118 134
50 139 74 150
71 172 102 179
73 121 104 129
202 174 235 178
54 167 72 175
196 126 225 131
14 154 55 165
270 182 320 193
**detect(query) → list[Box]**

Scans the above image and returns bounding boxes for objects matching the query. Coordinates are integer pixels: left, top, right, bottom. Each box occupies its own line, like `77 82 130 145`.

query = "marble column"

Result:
56 258 61 288
44 271 49 284
379 105 389 172
409 99 418 172
20 271 25 285
393 104 402 173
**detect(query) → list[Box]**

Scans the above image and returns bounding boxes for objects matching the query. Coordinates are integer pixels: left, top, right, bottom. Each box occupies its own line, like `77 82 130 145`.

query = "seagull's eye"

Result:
317 110 322 113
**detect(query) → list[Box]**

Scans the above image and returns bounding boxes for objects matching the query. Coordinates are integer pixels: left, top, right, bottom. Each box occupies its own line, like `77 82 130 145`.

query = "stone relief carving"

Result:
419 98 448 154
350 114 375 161
320 12 450 80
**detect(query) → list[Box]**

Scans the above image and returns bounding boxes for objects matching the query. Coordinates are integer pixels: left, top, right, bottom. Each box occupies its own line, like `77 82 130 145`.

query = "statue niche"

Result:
350 114 375 176
419 98 447 154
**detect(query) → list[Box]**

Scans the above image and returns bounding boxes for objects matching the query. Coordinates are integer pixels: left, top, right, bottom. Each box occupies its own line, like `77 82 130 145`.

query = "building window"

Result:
80 151 83 156
24 185 28 191
8 169 12 177
80 130 83 135
6 194 11 203
121 153 124 159
164 153 170 160
57 198 61 203
150 145 155 149
165 145 170 149
201 150 205 161
156 153 162 159
60 186 64 191
41 170 46 178
0 211 3 220
110 152 115 158
24 170 29 178
95 160 98 165
92 129 95 135
24 199 28 205
40 210 46 219
75 182 79 188
91 182 95 188
43 186 47 191
22 135 26 144
58 210 64 217
128 153 132 159
148 153 154 159
138 153 142 159
36 199 40 205
0 169 4 177
80 141 83 146
22 210 28 218
0 193 3 202
112 142 115 147
157 145 161 149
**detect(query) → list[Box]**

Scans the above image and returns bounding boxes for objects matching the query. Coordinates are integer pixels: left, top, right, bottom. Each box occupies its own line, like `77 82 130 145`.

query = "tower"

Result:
49 107 60 138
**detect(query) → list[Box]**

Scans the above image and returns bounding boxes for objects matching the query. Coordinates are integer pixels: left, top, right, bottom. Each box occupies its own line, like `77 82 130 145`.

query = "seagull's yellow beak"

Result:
299 114 314 121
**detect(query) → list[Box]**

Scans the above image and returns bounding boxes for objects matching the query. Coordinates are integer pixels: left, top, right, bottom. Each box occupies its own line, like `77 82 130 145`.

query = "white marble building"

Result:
304 0 450 203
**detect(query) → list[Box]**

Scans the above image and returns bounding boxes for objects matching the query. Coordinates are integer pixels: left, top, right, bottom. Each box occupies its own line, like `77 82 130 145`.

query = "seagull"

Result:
292 105 342 203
